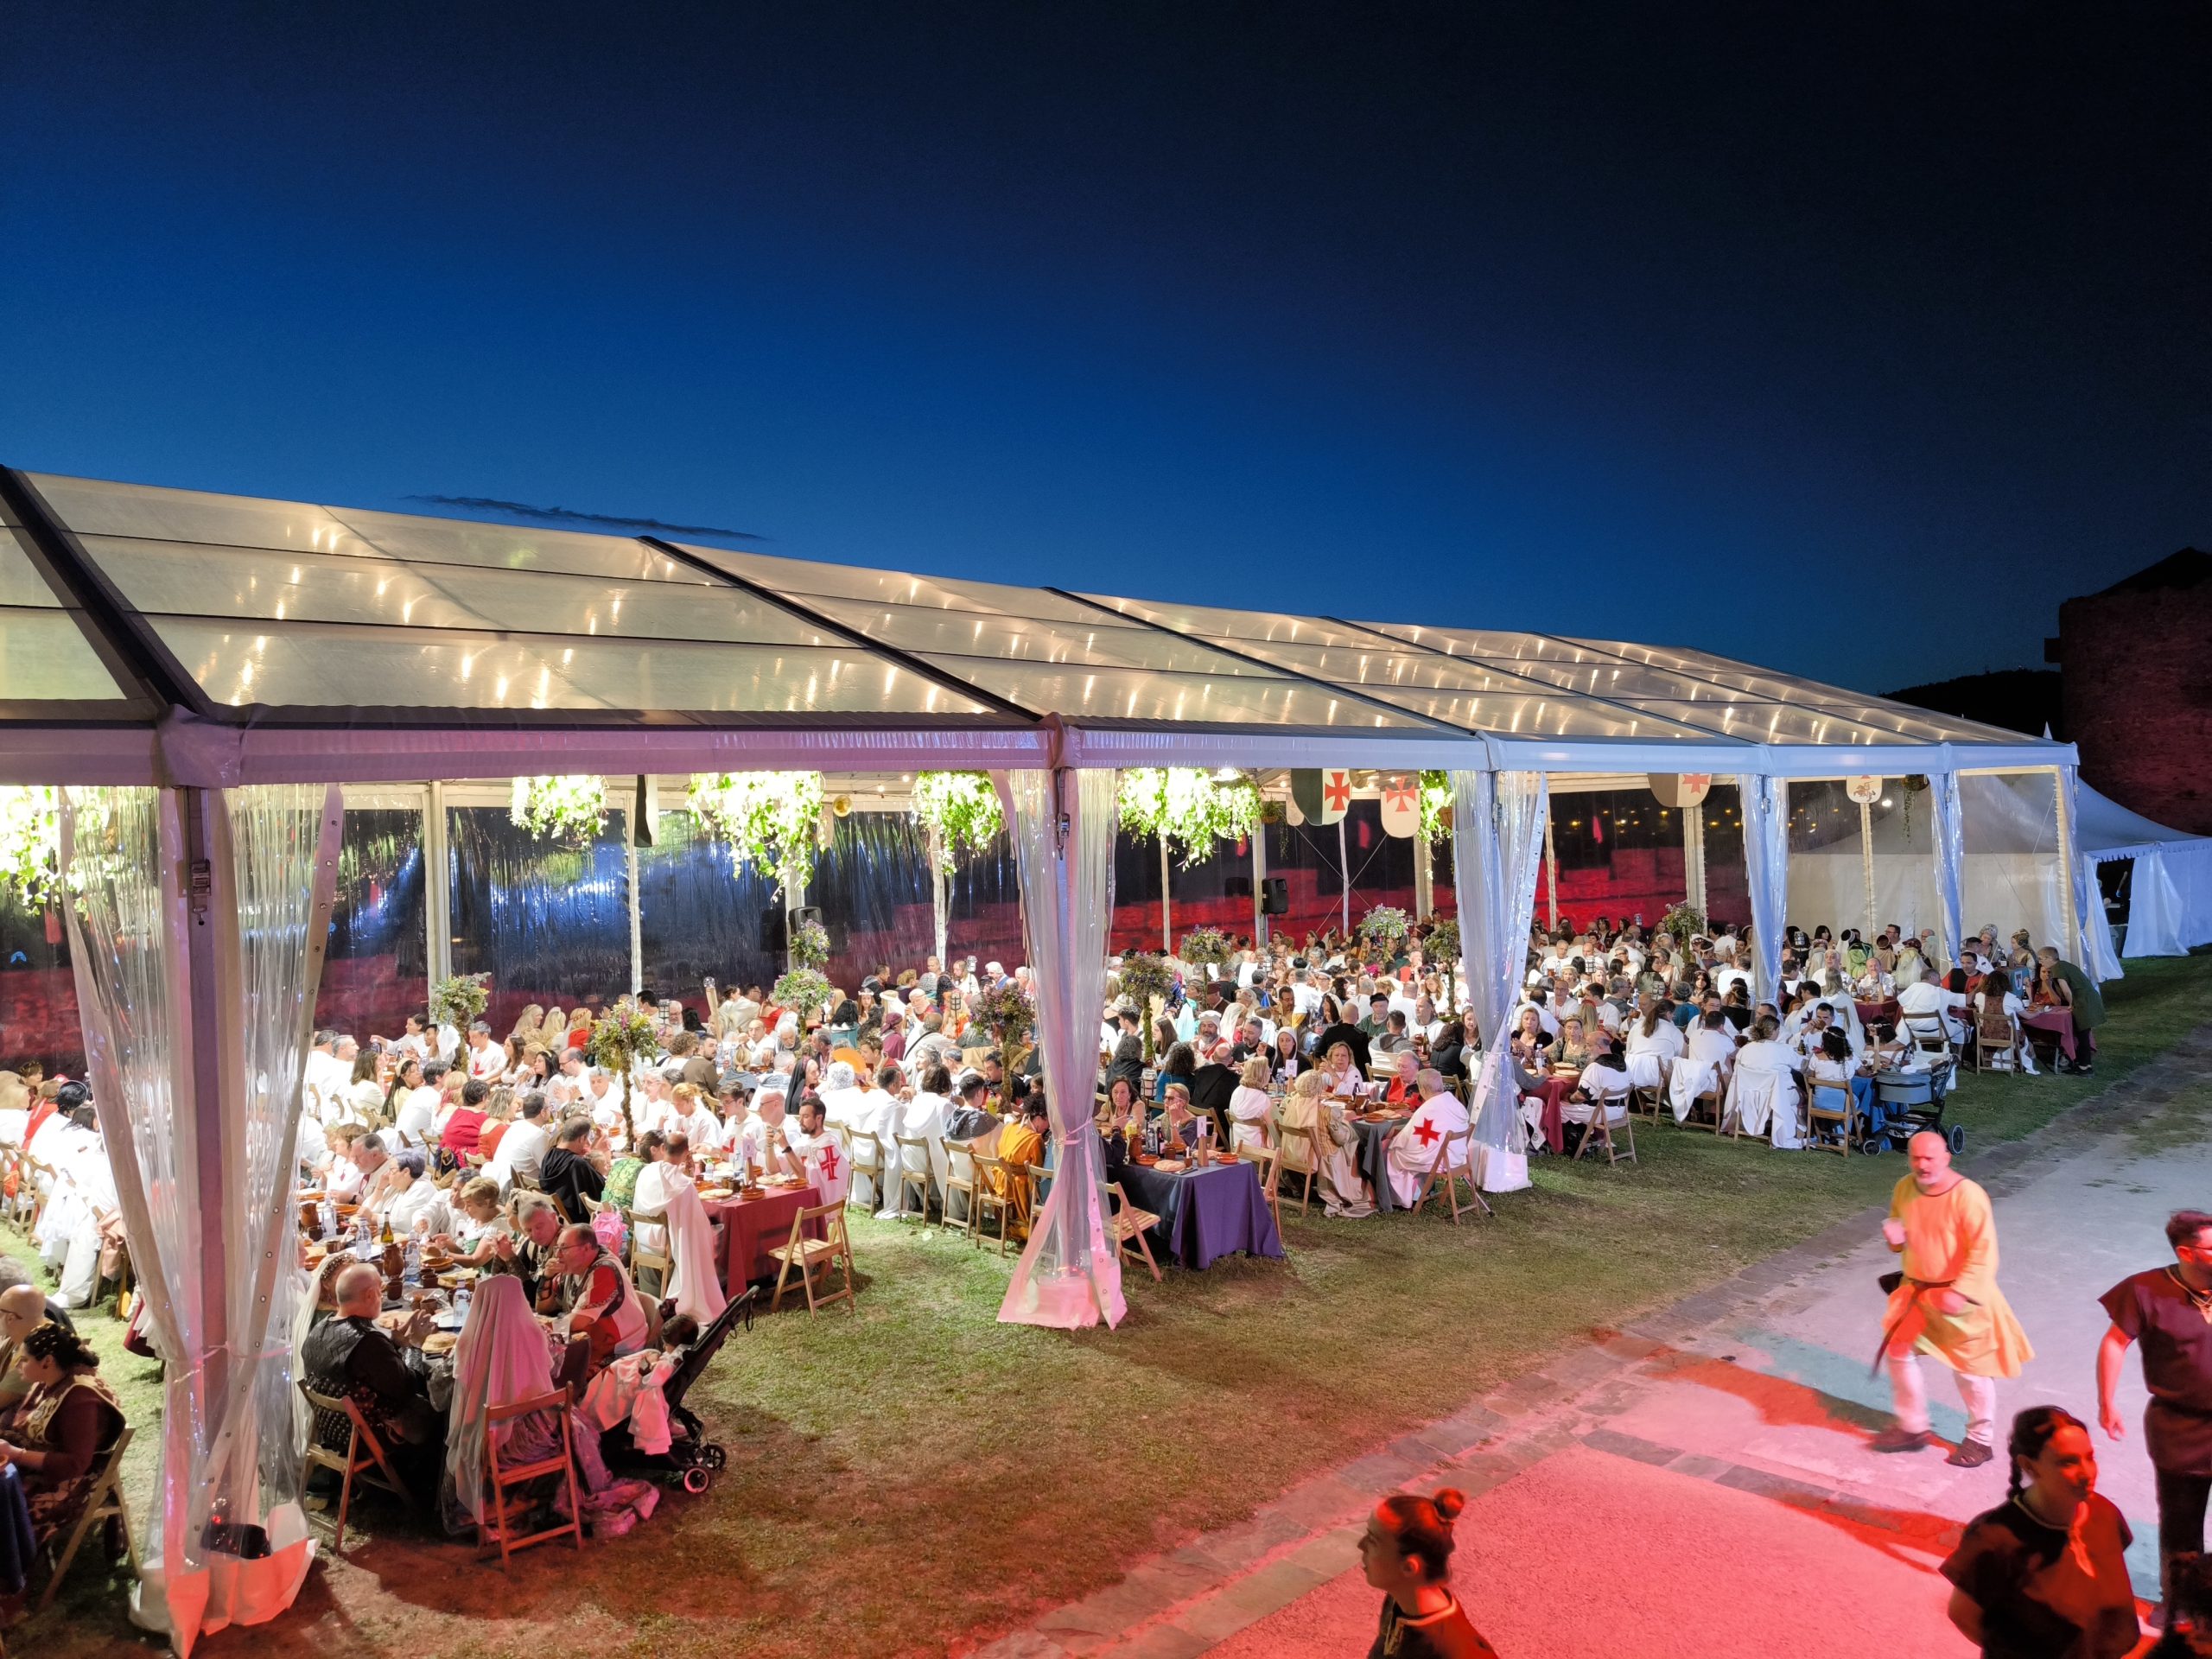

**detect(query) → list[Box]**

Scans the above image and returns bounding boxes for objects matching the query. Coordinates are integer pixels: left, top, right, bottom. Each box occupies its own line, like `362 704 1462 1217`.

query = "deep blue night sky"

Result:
3 4 2206 692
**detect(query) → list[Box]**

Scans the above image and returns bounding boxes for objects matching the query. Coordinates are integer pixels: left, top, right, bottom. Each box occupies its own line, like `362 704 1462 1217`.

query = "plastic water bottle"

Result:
402 1237 422 1289
454 1283 473 1324
320 1198 337 1240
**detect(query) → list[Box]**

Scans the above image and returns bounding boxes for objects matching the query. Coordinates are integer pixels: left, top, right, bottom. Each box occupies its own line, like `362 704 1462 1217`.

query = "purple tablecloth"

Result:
1116 1159 1284 1269
2020 1007 2078 1063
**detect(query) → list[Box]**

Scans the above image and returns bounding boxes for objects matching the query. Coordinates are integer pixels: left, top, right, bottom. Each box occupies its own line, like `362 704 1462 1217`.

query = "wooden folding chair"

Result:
1413 1128 1491 1223
34 1423 137 1612
626 1206 673 1298
1973 1002 2020 1072
1236 1143 1287 1241
1273 1122 1325 1217
1573 1084 1637 1166
943 1141 982 1237
1104 1181 1162 1282
769 1200 857 1315
299 1384 412 1553
1806 1082 1854 1157
892 1135 935 1223
845 1128 887 1211
480 1390 583 1565
966 1151 1020 1255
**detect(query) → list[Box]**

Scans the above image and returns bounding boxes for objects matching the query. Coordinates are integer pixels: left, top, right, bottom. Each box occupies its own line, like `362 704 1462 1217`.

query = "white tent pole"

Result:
424 779 452 986
1543 811 1560 931
2055 764 2082 963
929 824 950 967
1859 797 1878 945
1338 817 1350 935
1686 798 1707 916
1160 831 1172 952
625 800 643 996
1414 830 1434 922
1251 828 1267 947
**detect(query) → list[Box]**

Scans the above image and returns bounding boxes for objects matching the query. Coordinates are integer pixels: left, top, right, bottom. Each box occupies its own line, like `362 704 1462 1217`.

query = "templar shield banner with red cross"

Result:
1380 773 1419 838
1289 767 1350 826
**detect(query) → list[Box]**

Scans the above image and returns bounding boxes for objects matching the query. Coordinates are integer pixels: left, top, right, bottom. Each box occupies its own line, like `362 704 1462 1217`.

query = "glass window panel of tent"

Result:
152 618 984 715
680 544 1109 624
1624 700 1927 746
312 808 429 1039
824 597 1283 676
79 536 830 646
0 609 134 701
448 804 633 1030
1569 639 2015 743
332 508 714 585
915 659 1427 726
1076 595 1398 651
0 528 64 608
29 473 384 557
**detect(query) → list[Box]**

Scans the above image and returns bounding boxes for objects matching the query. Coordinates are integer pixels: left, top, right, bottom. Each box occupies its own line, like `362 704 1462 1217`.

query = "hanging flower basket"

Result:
690 771 824 893
0 786 61 909
1422 918 1459 965
1419 772 1454 842
1179 926 1235 972
1657 902 1705 946
429 973 492 1056
587 1003 664 1143
1359 906 1412 950
1117 769 1262 867
789 916 830 970
509 775 608 842
772 968 834 1027
1116 950 1175 1063
912 771 1004 868
970 979 1035 1057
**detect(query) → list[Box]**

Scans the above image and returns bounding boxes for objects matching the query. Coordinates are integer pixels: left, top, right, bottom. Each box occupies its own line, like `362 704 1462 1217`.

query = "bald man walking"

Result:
1870 1131 2033 1467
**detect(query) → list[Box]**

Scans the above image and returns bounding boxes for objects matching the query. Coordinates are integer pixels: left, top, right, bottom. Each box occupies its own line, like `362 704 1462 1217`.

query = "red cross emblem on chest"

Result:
819 1145 841 1179
1414 1118 1441 1148
1324 770 1351 813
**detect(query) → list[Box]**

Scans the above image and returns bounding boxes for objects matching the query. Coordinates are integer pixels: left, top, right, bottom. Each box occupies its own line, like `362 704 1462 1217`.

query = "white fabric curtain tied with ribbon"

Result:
61 783 344 1656
1447 768 1547 1194
1741 775 1789 1007
1929 772 1966 975
999 766 1125 1329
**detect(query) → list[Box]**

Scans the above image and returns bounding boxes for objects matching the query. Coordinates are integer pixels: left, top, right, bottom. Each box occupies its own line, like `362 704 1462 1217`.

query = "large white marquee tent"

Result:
0 466 2091 1649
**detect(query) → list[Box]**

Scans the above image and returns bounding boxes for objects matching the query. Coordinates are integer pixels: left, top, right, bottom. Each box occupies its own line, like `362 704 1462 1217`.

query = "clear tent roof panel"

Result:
154 618 973 715
1077 594 1404 652
79 536 832 648
818 598 1290 676
0 525 134 702
682 544 1109 624
907 658 1431 727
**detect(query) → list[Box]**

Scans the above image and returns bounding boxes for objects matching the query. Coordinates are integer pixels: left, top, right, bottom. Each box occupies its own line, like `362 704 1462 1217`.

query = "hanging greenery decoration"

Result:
970 979 1035 1057
1657 902 1706 946
429 973 492 1054
689 771 825 893
1115 950 1176 1064
772 967 834 1027
1179 926 1235 972
1359 905 1412 951
1419 772 1454 843
912 771 1004 868
508 775 608 843
789 916 830 970
586 1002 664 1144
0 786 61 909
1117 768 1263 868
1422 918 1462 1014
1900 773 1930 845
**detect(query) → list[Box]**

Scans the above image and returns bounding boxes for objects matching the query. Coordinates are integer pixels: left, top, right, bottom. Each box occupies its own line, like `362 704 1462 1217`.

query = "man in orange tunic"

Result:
1871 1131 2033 1467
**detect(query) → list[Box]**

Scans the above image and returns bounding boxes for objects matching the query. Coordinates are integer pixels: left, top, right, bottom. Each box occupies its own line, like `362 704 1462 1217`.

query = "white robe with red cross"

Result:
1384 1090 1470 1207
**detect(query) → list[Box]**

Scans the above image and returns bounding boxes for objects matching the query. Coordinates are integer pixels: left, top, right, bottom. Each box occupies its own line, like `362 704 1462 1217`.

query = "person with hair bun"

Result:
1357 1486 1497 1657
1941 1405 2139 1657
0 1320 126 1537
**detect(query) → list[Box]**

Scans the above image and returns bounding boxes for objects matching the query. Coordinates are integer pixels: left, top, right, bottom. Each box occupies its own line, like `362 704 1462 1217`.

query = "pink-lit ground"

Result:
1208 1445 1972 1659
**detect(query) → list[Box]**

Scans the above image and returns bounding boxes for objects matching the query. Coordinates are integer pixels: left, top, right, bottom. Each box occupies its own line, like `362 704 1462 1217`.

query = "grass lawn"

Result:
16 953 2212 1658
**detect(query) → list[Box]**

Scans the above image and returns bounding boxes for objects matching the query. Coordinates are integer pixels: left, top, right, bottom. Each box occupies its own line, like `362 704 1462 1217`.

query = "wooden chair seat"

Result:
1413 1128 1491 1223
35 1423 137 1613
299 1382 411 1553
1105 1181 1162 1282
770 1200 857 1315
626 1206 673 1298
480 1389 583 1564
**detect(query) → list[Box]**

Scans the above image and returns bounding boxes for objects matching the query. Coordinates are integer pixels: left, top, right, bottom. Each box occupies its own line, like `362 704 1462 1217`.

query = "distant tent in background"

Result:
2073 781 2212 959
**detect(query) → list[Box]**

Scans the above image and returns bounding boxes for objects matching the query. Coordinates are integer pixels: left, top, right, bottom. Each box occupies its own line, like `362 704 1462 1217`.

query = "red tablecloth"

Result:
2019 1007 2077 1063
1533 1076 1579 1154
701 1185 821 1293
1855 999 1901 1028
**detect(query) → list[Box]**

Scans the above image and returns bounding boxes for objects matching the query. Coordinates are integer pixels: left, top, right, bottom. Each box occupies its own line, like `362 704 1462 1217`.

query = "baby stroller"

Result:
602 1286 755 1494
1861 1060 1964 1156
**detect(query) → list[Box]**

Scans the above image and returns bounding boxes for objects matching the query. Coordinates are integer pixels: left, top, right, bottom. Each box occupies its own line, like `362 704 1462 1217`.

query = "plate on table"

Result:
1154 1159 1189 1173
421 1332 459 1357
698 1186 734 1200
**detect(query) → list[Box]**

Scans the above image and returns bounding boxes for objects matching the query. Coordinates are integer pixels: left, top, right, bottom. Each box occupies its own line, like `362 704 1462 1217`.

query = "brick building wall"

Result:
2055 549 2212 835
